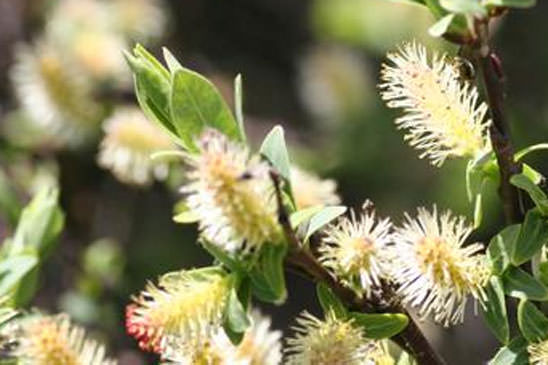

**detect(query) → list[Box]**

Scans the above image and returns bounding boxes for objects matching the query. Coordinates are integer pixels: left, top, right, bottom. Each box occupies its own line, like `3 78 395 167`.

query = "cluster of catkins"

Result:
1 32 514 364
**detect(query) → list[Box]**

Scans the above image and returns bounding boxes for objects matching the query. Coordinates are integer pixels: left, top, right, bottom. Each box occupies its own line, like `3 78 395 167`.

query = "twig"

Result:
470 20 523 223
269 170 445 365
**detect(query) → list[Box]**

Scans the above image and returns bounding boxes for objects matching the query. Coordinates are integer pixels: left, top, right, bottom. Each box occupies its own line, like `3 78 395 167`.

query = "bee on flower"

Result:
10 42 103 147
3 314 116 365
125 267 232 353
285 311 375 365
181 130 283 255
290 166 341 210
319 206 393 297
391 206 490 326
98 106 175 186
379 41 491 166
162 310 282 365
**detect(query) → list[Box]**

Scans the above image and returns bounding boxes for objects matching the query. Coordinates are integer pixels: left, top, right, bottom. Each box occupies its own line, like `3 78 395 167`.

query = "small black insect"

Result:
452 56 476 81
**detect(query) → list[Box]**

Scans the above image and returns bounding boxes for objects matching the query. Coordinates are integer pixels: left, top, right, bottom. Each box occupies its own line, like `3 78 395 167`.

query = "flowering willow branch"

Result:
470 20 523 224
269 171 445 365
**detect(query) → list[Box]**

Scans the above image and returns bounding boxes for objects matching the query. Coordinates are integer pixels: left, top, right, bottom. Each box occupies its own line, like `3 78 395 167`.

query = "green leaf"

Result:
201 240 245 273
316 283 347 318
517 300 548 343
0 169 21 226
125 45 176 140
487 224 520 275
12 187 64 259
290 205 324 229
234 74 246 142
305 206 347 241
512 209 548 266
489 336 530 365
0 255 38 298
172 200 199 224
537 261 548 287
481 276 510 344
483 0 536 8
522 164 543 185
224 287 251 335
428 14 456 37
510 174 548 216
440 0 487 14
425 0 449 17
12 265 39 307
260 126 292 182
516 143 548 162
349 312 409 339
250 243 288 304
503 266 548 301
170 68 241 151
162 47 183 73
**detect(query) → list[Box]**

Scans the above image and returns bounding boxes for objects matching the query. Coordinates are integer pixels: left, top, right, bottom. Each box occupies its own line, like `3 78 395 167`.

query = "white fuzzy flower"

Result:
108 0 166 41
5 314 116 365
10 42 103 147
98 107 174 186
285 312 372 365
529 339 548 365
319 208 392 297
182 130 283 254
126 268 232 353
291 166 341 210
392 207 490 326
162 310 282 365
380 42 490 166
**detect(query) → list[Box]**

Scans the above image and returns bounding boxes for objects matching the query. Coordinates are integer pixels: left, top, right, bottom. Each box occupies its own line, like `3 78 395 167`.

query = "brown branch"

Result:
470 20 523 224
269 170 445 365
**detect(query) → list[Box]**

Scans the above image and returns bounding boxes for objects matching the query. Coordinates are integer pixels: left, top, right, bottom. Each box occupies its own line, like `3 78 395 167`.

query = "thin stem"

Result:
471 20 523 223
269 170 445 365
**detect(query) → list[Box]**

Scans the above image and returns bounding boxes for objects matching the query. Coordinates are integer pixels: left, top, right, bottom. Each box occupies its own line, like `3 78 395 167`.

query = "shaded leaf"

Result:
223 287 251 343
250 243 288 304
487 224 520 275
503 266 548 301
512 208 548 266
0 255 38 298
510 174 548 216
489 336 529 365
12 187 64 259
517 299 548 343
316 283 347 318
481 276 510 344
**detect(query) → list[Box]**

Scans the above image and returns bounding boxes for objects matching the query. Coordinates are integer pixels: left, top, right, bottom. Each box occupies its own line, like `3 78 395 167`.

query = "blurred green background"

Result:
1 0 548 363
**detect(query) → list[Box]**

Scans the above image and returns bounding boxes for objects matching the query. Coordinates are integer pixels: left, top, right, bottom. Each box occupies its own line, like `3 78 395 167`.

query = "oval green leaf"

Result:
349 312 409 339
